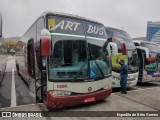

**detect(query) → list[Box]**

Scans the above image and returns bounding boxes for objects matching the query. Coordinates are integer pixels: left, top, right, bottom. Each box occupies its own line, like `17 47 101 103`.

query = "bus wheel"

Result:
36 96 43 103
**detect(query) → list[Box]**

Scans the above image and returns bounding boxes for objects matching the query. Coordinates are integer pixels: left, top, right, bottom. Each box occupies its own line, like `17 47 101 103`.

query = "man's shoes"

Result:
120 91 127 94
123 91 127 94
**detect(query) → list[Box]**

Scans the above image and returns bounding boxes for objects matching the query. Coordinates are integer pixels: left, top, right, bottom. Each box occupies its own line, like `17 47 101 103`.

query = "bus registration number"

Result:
84 97 95 103
57 84 67 88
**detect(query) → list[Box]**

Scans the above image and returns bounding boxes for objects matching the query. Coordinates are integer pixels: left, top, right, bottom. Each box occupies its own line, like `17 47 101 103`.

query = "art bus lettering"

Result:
87 25 104 35
49 20 80 31
49 19 104 36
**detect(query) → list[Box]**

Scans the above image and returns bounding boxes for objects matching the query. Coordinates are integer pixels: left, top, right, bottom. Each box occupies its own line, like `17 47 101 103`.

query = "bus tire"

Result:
36 97 43 103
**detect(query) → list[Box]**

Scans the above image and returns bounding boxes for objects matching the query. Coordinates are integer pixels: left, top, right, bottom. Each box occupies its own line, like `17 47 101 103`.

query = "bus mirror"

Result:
107 38 112 42
121 42 126 55
135 46 149 58
41 28 51 56
109 42 118 55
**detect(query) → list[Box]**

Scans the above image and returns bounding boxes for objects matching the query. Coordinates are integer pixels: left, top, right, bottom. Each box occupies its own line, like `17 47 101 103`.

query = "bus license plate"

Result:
84 97 95 103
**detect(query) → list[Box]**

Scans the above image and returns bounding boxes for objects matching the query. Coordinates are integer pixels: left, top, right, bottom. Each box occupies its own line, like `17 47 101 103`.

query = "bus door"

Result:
136 48 144 81
135 46 149 81
38 56 47 101
27 38 36 101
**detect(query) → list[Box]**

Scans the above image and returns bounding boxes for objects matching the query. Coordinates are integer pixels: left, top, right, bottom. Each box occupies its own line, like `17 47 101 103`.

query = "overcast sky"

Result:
0 0 160 38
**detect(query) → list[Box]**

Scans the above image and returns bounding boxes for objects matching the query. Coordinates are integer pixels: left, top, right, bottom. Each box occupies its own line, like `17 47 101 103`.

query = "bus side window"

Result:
36 17 45 69
27 39 35 77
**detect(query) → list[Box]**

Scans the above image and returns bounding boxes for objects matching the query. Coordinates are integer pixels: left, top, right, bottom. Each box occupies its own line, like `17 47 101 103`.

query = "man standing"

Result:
119 59 128 94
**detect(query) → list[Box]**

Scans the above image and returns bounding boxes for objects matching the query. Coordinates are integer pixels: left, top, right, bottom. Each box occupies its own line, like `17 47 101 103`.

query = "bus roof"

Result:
21 11 105 39
105 26 129 36
133 40 158 45
105 26 137 50
105 27 124 32
40 11 103 25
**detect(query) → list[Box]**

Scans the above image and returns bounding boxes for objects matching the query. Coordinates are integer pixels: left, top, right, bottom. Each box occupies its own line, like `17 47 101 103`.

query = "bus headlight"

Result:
49 90 71 96
113 76 120 81
103 82 112 89
133 74 138 78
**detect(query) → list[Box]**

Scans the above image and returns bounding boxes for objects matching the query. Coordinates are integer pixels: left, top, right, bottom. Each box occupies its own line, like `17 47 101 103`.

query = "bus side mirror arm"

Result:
108 42 118 56
41 28 51 57
135 46 149 58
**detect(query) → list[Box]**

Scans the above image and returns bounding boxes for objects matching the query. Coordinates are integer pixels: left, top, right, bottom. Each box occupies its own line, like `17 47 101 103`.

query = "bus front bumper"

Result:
112 79 138 88
43 88 112 110
142 76 160 82
112 72 139 88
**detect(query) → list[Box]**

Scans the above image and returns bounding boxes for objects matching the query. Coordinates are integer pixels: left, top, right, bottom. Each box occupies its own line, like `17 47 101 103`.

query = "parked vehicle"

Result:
105 27 139 87
134 41 160 82
15 12 117 110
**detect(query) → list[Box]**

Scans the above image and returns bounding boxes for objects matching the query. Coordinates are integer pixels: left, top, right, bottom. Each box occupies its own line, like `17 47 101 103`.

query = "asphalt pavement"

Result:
0 56 34 108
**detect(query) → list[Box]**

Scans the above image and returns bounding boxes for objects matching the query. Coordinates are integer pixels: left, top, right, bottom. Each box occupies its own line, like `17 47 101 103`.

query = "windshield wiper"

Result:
73 57 89 81
73 54 105 81
91 55 104 77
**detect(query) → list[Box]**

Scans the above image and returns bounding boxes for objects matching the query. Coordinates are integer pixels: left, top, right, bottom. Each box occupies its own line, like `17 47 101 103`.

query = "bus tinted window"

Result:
83 21 106 39
47 16 84 36
49 40 88 79
112 38 122 50
49 40 111 80
106 28 135 50
47 16 106 40
105 29 114 38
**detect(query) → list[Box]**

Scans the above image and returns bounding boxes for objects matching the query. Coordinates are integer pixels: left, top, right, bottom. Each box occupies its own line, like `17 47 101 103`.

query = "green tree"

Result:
15 41 26 52
1 40 16 53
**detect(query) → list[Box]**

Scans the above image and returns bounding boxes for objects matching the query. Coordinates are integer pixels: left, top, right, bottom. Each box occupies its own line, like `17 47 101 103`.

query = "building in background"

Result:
151 30 160 43
146 21 160 42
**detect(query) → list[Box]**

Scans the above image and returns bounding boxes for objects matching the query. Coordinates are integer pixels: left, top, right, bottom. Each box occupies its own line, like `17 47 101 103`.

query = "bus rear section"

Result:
105 27 139 87
134 41 160 83
16 12 113 110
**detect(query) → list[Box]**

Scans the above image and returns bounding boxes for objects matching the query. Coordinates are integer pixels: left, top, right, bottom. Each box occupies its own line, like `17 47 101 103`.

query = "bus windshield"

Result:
111 38 123 52
127 50 139 72
141 42 160 53
106 28 135 50
106 27 139 72
114 30 135 50
114 30 139 72
48 16 111 81
49 39 111 81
